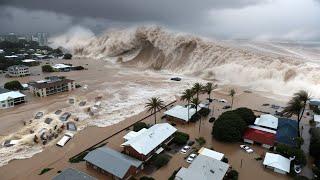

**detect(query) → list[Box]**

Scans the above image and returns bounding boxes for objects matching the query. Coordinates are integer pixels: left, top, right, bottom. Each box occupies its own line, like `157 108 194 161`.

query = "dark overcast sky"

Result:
1 0 320 40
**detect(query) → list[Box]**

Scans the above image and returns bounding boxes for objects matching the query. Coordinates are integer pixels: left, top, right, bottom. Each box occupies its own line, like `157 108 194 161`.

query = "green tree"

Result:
212 111 247 142
4 80 23 90
191 97 202 133
229 88 236 109
41 65 54 72
192 83 204 99
233 107 256 125
145 97 165 124
173 131 190 145
133 122 148 132
282 90 310 137
181 89 194 121
204 82 217 100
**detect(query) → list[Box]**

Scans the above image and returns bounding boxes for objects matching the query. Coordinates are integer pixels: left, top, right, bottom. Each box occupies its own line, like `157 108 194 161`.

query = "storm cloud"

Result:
0 0 320 40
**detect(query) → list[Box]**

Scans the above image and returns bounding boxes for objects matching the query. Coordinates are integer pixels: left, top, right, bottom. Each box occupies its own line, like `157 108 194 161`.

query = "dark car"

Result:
222 105 231 109
170 77 181 81
60 112 71 121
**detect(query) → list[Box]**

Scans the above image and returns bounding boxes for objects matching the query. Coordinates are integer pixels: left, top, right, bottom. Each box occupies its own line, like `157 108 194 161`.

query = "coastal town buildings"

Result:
121 123 177 161
0 88 26 109
175 154 230 180
84 147 143 180
263 152 291 174
7 65 30 77
29 76 75 97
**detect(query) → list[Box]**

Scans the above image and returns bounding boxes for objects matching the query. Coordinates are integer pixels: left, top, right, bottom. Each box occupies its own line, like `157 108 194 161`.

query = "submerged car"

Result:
180 145 191 154
56 132 74 147
35 112 44 119
186 153 197 163
170 77 181 81
240 145 254 153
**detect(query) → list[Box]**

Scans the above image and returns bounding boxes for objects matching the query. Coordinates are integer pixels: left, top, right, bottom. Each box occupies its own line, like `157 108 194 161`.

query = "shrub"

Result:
310 128 320 160
225 170 239 180
222 157 229 163
173 131 189 145
133 122 147 132
63 53 72 59
41 65 54 72
294 137 304 147
39 168 53 175
4 80 23 90
212 111 247 142
209 117 215 123
190 113 201 122
153 154 171 168
233 107 256 125
140 177 155 180
195 137 206 146
198 108 210 117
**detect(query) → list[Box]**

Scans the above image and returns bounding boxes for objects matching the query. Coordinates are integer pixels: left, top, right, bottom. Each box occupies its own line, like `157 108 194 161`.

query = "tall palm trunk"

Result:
154 107 157 124
187 100 190 121
231 97 234 110
297 101 307 137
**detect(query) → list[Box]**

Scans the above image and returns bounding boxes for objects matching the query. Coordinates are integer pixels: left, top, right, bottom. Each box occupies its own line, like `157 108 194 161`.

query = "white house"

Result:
263 152 291 174
0 88 26 109
164 105 197 123
198 147 224 161
254 114 278 130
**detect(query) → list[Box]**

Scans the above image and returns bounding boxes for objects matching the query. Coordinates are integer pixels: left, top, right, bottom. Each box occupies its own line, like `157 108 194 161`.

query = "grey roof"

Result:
84 147 143 179
175 155 229 180
52 168 96 180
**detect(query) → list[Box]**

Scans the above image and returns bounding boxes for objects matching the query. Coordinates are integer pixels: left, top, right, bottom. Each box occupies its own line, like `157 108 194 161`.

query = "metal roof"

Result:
263 153 291 173
84 147 142 179
121 123 177 155
276 118 298 147
175 155 229 180
254 114 278 129
164 105 196 122
0 91 25 101
198 147 224 161
123 128 147 141
52 168 96 180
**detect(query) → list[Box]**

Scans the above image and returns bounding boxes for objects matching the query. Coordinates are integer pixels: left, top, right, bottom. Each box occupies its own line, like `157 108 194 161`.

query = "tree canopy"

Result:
233 107 256 125
4 80 23 91
212 111 247 142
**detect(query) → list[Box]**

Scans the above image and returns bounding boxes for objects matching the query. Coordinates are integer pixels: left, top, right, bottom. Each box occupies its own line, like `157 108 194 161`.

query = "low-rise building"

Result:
254 114 278 130
164 105 197 123
0 88 26 109
52 167 96 180
263 152 291 174
7 65 30 77
84 147 143 180
276 118 298 147
29 76 76 97
243 125 276 149
121 123 177 161
198 147 224 161
175 154 230 180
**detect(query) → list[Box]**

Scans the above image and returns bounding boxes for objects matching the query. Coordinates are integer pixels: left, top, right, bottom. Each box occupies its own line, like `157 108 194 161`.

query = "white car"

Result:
180 145 191 154
56 132 74 147
240 145 253 153
186 153 197 163
219 99 227 103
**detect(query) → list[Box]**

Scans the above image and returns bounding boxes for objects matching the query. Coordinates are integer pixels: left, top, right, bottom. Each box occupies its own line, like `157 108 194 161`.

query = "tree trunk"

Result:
231 97 234 110
187 100 190 122
154 108 157 124
297 102 307 137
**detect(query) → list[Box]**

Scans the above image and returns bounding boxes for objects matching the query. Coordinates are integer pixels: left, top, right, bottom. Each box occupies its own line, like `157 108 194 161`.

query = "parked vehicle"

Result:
56 132 74 147
170 77 181 81
186 153 197 163
240 145 254 153
222 105 231 109
180 145 191 154
219 99 227 103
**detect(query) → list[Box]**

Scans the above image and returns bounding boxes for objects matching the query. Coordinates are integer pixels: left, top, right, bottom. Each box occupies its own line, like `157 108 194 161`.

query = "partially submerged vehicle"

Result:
56 132 74 147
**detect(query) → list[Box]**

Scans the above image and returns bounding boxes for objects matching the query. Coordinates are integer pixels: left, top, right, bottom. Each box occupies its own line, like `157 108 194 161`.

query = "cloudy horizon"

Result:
1 0 320 41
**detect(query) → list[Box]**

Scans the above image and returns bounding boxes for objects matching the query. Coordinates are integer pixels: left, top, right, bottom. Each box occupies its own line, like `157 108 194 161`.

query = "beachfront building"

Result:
275 118 298 147
263 152 291 174
254 114 278 130
0 88 26 109
243 125 276 149
121 123 177 161
310 98 320 111
164 105 197 123
175 154 230 180
7 65 30 77
198 147 224 161
52 64 72 72
29 76 76 97
52 168 97 180
84 147 143 180
314 115 320 127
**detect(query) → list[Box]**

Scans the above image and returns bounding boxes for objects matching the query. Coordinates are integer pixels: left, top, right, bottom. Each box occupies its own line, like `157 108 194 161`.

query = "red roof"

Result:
243 127 275 146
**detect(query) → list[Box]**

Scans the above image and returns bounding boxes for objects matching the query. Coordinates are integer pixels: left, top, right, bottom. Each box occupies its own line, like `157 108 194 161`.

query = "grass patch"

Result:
39 168 53 175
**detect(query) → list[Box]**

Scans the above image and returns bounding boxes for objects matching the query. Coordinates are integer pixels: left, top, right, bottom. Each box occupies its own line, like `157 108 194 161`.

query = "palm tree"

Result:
145 97 165 124
282 90 310 137
192 83 204 99
191 97 202 133
181 89 194 121
229 88 236 109
204 83 217 100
